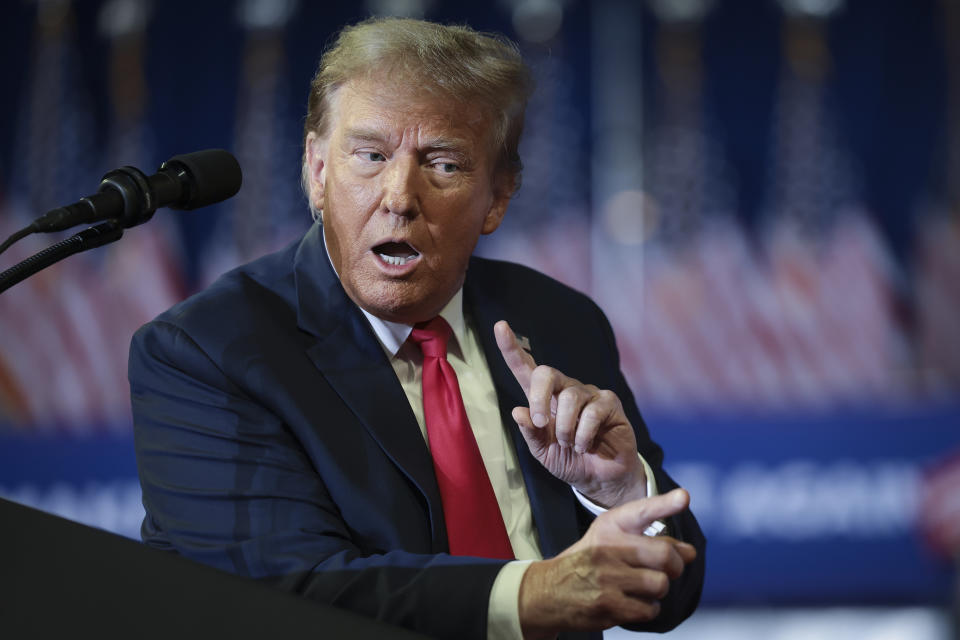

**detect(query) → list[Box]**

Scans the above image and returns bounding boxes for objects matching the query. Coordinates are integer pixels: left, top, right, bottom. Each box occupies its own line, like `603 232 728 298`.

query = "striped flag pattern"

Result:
1 2 957 432
483 6 924 416
200 0 308 287
0 0 184 432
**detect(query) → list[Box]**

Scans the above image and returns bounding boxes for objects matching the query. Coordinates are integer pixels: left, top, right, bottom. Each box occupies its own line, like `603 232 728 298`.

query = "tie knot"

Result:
409 316 452 359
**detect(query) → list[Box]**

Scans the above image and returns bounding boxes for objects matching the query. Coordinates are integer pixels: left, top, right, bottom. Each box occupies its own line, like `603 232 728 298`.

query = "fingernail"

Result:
574 445 585 454
533 413 547 427
673 491 687 508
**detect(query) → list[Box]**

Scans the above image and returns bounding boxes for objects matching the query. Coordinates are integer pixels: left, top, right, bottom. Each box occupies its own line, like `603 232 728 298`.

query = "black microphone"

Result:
31 149 242 233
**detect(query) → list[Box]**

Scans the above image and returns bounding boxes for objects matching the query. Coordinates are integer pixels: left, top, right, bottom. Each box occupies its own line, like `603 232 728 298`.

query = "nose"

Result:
381 153 420 218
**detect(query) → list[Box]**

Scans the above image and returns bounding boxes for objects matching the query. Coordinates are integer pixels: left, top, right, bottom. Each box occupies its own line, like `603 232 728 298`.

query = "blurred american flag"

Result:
0 0 185 431
2 0 959 431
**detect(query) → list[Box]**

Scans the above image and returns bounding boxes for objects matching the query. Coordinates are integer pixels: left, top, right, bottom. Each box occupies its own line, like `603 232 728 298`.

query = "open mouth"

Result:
373 241 420 266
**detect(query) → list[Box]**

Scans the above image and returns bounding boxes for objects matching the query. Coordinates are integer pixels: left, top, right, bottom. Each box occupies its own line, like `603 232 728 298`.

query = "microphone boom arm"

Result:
0 221 124 295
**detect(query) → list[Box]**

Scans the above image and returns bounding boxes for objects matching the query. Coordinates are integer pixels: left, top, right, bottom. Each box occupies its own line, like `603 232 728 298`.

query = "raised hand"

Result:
494 320 647 508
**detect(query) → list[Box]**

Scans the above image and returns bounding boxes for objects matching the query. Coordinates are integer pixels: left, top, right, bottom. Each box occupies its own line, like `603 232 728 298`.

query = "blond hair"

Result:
301 17 532 215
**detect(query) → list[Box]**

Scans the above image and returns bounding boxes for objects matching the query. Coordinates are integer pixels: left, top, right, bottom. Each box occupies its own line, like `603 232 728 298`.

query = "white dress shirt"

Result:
358 291 538 640
325 229 657 639
358 291 659 640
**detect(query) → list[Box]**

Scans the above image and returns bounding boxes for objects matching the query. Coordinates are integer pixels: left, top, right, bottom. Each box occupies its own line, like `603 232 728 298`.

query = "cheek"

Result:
425 215 484 265
345 178 375 204
326 184 374 246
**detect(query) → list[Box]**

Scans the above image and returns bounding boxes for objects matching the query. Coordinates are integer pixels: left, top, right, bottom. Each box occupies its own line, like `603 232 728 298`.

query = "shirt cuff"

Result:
571 453 659 516
487 559 534 640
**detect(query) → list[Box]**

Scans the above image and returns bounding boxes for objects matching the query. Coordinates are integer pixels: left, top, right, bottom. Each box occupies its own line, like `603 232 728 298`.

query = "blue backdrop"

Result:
1 0 957 609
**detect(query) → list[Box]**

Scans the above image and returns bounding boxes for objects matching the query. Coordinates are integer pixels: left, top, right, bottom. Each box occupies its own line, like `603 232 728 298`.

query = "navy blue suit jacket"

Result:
129 223 705 639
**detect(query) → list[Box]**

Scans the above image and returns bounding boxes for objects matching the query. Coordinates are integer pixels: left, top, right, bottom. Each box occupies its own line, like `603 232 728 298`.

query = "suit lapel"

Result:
293 224 446 550
465 259 584 558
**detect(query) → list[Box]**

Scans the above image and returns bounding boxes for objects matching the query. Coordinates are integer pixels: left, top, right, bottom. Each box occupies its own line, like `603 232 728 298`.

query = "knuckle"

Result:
585 544 609 564
580 404 601 424
597 389 624 412
639 600 662 621
645 539 672 566
654 541 674 566
588 513 615 539
625 500 651 525
596 389 617 404
532 364 555 381
586 590 618 618
651 571 670 599
623 598 660 623
557 386 581 405
666 546 685 575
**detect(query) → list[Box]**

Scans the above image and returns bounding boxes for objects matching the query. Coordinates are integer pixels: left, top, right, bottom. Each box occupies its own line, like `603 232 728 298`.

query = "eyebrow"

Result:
342 128 389 144
342 127 471 156
422 135 469 150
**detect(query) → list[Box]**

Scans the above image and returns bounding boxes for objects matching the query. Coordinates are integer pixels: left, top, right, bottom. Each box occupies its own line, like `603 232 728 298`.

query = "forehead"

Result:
326 77 495 149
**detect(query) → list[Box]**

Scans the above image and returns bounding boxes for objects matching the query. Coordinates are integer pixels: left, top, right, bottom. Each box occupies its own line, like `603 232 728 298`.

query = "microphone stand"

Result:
0 220 124 294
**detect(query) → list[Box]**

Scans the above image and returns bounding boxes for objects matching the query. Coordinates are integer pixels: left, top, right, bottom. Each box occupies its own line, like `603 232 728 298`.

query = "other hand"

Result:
518 489 697 639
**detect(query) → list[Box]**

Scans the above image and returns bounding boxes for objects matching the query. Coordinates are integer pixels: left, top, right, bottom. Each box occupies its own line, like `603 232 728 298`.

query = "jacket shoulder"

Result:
468 255 598 310
152 241 300 337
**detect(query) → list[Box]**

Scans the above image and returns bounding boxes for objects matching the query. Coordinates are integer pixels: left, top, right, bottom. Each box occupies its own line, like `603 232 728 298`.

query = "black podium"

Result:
0 497 432 639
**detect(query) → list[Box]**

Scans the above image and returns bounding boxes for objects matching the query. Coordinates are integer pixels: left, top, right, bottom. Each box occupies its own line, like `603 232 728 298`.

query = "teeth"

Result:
377 253 418 266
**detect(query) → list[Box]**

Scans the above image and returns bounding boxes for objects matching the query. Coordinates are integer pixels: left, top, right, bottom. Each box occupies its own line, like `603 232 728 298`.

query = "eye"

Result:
433 162 459 174
361 151 386 162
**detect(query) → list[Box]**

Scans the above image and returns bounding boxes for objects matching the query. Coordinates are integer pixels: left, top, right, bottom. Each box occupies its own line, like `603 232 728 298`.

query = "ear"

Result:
480 172 514 235
305 131 327 212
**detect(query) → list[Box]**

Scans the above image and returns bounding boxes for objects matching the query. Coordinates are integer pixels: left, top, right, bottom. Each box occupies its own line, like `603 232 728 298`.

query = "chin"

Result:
356 292 436 324
350 275 457 324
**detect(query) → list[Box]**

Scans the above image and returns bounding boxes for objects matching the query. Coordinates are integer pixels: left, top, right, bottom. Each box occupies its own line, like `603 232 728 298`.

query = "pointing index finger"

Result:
494 320 537 394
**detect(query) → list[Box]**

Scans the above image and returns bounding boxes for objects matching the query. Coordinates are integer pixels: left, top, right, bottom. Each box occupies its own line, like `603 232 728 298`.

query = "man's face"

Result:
305 78 512 324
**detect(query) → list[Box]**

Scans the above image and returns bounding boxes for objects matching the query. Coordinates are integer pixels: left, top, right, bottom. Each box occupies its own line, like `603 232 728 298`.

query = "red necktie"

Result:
410 317 514 559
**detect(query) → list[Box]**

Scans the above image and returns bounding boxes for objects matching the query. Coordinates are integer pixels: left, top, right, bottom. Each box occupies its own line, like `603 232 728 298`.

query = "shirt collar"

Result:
360 290 466 358
321 225 467 358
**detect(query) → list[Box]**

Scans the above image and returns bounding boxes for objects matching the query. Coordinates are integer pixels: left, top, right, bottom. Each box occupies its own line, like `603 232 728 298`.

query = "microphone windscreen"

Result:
162 149 242 209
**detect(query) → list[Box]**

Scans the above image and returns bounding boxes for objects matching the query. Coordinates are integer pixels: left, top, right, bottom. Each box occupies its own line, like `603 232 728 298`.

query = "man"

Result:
130 17 705 640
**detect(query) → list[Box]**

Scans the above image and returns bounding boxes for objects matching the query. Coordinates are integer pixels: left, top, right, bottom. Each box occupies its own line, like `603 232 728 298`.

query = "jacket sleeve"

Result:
593 300 707 634
129 319 505 640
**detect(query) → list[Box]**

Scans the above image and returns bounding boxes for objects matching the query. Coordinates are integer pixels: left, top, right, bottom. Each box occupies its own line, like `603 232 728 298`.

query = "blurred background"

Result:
1 0 958 637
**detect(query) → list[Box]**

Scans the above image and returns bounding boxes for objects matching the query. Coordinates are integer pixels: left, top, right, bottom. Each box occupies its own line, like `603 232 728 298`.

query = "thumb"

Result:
609 488 690 535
